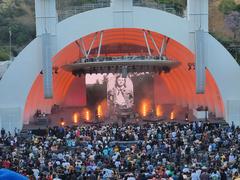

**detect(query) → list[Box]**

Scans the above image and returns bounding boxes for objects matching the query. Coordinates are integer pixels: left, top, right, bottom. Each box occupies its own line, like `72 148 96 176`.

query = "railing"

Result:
133 0 185 17
58 1 111 21
57 0 186 22
75 55 170 63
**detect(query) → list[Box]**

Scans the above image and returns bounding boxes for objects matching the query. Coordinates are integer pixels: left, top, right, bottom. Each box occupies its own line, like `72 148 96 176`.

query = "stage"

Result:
25 104 225 129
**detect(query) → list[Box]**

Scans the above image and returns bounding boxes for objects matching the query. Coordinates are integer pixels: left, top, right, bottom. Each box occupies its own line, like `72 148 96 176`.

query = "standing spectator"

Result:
1 128 5 137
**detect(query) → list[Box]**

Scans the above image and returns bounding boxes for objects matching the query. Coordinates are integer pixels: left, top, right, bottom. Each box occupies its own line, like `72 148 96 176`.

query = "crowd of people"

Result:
0 121 240 179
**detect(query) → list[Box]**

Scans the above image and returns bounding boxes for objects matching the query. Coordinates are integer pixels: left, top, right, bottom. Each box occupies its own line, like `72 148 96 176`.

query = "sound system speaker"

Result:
195 30 206 94
41 33 53 98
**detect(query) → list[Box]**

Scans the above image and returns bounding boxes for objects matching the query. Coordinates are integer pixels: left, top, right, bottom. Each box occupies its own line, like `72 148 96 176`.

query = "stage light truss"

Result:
63 56 180 76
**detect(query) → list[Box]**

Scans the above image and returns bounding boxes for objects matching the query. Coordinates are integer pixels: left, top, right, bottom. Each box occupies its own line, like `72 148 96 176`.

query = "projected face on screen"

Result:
107 74 134 112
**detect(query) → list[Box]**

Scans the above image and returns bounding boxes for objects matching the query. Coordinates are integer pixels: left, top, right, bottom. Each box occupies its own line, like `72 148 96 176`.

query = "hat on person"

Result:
0 169 28 180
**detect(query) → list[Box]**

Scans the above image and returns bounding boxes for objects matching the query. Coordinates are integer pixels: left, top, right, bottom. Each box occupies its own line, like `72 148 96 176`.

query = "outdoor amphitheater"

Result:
0 0 239 179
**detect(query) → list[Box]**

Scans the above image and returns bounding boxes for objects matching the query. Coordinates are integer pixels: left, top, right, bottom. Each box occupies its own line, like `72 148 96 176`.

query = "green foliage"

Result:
210 32 240 64
235 4 240 12
0 47 9 61
155 0 186 6
0 24 35 47
0 0 35 60
0 0 238 65
11 24 35 46
219 0 237 15
57 0 97 6
154 0 187 15
0 26 10 44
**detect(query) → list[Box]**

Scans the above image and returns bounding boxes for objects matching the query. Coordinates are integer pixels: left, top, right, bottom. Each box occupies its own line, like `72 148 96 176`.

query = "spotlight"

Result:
156 105 163 117
73 113 79 124
60 118 65 126
97 105 102 119
85 110 90 121
185 113 189 121
143 102 147 117
170 112 175 120
141 100 151 117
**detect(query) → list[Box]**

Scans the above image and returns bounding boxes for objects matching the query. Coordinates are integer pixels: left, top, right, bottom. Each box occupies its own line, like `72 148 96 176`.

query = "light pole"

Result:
9 27 12 61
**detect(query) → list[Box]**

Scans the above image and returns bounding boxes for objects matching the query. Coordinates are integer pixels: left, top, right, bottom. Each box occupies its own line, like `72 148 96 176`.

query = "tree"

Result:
155 0 187 15
219 0 236 15
225 11 240 39
235 4 240 12
0 47 9 61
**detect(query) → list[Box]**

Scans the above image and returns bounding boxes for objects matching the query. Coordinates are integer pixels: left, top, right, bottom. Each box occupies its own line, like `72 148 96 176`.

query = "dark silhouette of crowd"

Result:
0 121 240 180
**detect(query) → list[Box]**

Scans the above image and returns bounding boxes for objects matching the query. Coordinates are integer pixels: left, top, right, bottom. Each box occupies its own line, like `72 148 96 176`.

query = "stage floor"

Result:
24 105 225 130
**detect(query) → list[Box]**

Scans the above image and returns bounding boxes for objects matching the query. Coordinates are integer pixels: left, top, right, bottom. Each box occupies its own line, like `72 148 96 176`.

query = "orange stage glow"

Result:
24 28 225 124
61 121 65 126
170 112 175 120
73 112 79 123
156 105 163 117
140 99 151 117
97 105 102 119
82 108 91 121
143 103 147 117
86 110 90 121
99 99 107 119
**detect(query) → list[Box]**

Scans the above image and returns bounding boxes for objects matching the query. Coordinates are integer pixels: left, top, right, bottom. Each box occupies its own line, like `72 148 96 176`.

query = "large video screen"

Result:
107 74 134 114
86 73 154 117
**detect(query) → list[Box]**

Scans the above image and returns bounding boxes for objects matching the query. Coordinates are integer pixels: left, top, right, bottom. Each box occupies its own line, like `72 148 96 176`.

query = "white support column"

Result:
148 31 161 56
187 0 208 31
187 0 208 51
76 40 86 59
187 0 208 94
97 31 104 58
143 30 152 57
35 0 57 36
195 30 206 94
80 38 87 58
111 0 133 27
159 36 169 59
35 0 57 98
87 33 98 57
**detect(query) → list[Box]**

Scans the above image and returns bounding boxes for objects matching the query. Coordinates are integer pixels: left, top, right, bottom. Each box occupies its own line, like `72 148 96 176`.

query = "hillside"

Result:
0 0 239 62
209 0 233 39
209 0 240 41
